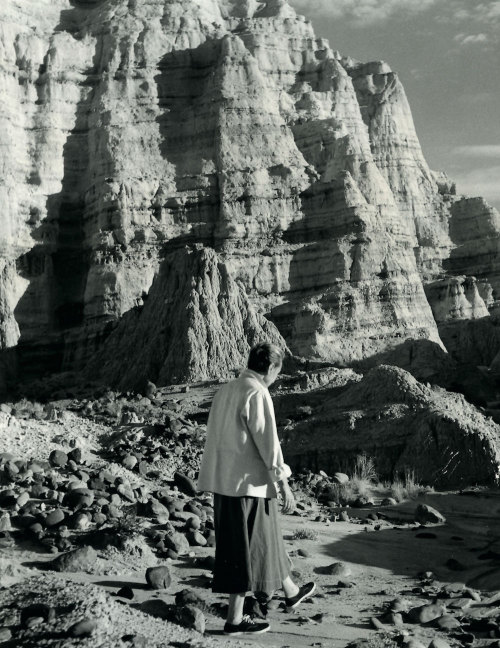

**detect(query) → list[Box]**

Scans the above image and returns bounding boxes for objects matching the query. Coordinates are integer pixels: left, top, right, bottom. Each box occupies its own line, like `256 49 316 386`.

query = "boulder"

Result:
415 504 446 525
49 450 68 468
173 472 197 497
186 530 207 546
68 618 97 637
163 531 190 555
145 566 172 590
50 546 97 572
45 509 65 528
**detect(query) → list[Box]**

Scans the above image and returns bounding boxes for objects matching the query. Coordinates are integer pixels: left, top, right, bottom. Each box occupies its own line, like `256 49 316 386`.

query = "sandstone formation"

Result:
1 0 500 390
281 365 500 488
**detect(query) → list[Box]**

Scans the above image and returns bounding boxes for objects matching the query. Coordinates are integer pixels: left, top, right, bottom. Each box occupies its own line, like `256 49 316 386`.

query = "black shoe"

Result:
224 615 271 635
285 581 316 609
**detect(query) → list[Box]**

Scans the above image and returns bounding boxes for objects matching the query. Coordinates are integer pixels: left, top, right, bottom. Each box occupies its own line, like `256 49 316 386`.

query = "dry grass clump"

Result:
390 469 433 502
347 633 399 648
353 453 378 482
349 452 378 499
291 528 319 541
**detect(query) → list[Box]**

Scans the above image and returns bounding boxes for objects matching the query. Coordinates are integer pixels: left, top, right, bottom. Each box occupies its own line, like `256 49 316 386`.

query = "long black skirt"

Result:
212 494 290 594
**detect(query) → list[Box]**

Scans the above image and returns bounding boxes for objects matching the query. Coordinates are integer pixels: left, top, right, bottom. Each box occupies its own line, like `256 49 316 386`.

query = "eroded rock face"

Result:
1 0 499 388
281 365 500 488
85 245 286 389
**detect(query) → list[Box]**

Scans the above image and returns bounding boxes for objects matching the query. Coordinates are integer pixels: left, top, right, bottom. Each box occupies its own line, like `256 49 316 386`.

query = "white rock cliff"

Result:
1 0 500 389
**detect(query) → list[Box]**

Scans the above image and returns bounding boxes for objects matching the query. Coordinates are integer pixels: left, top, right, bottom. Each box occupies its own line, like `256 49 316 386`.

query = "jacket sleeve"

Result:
242 390 292 483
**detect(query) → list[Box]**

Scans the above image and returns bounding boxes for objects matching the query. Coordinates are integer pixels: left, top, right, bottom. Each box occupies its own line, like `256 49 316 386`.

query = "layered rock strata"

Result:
281 365 500 488
1 0 499 388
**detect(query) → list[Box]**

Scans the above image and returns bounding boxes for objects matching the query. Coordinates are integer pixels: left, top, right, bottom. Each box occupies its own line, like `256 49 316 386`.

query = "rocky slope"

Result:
280 365 500 488
1 0 500 390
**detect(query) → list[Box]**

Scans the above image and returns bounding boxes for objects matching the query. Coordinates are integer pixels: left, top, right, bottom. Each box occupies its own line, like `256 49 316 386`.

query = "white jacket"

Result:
197 368 291 498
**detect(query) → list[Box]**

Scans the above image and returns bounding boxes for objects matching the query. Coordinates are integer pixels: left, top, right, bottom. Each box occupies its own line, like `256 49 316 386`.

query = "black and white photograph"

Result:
0 0 499 645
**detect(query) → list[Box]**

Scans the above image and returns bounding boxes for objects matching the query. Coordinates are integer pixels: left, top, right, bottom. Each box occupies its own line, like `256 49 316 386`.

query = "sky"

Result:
289 0 500 211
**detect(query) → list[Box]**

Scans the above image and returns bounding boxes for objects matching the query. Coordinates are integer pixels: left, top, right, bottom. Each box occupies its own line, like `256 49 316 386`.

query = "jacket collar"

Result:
240 368 268 389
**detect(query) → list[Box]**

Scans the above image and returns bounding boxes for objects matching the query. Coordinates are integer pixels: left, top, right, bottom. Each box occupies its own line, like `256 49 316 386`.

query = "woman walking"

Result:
197 342 315 635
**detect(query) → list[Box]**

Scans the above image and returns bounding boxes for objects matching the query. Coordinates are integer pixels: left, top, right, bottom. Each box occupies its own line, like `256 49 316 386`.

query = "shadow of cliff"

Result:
0 4 100 392
153 39 226 247
323 493 500 588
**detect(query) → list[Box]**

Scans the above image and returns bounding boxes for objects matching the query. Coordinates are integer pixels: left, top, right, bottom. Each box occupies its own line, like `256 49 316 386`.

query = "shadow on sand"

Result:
321 492 500 590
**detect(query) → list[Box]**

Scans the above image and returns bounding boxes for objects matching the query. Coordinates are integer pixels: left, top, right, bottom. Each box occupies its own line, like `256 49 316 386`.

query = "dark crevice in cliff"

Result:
153 40 223 246
7 6 99 386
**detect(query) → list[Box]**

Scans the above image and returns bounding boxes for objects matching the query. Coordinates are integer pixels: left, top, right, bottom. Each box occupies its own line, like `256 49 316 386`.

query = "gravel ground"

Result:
0 410 108 462
0 575 233 647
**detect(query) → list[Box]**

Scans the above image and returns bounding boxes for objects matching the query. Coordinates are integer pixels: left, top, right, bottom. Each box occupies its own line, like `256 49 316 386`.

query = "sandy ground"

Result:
1 393 500 647
3 490 500 647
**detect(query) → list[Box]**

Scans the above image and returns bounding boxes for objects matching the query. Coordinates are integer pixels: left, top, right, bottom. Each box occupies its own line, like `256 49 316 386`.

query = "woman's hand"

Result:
278 479 296 514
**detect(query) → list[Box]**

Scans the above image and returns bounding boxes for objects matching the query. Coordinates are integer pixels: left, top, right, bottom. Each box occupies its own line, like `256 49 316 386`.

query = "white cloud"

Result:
290 0 437 26
452 145 500 159
449 0 500 23
453 32 489 46
454 165 500 208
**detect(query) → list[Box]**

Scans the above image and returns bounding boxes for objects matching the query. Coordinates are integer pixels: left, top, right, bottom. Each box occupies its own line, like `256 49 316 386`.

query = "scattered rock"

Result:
186 530 207 546
116 586 135 600
172 605 205 633
0 628 12 641
21 603 55 626
322 562 352 577
49 450 68 468
51 546 97 572
415 504 445 525
68 618 97 637
436 614 461 630
175 589 205 608
146 566 172 590
163 531 190 555
407 603 445 624
429 639 452 648
45 509 65 527
173 472 197 497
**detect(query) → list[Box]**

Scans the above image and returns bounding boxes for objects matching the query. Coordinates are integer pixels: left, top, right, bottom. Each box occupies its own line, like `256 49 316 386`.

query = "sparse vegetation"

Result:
352 452 378 483
390 469 434 502
347 452 378 500
292 527 319 541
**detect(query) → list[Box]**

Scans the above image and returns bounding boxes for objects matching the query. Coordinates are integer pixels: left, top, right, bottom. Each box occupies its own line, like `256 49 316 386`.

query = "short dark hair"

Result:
247 342 283 374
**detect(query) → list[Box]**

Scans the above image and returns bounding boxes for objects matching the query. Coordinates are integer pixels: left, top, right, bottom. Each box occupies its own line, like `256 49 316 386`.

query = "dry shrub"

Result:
390 469 433 502
353 453 378 483
291 528 319 541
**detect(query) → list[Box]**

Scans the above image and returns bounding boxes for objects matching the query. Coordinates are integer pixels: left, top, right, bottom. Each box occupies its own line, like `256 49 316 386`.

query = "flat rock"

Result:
436 614 461 630
407 603 445 624
51 546 97 572
323 562 352 577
